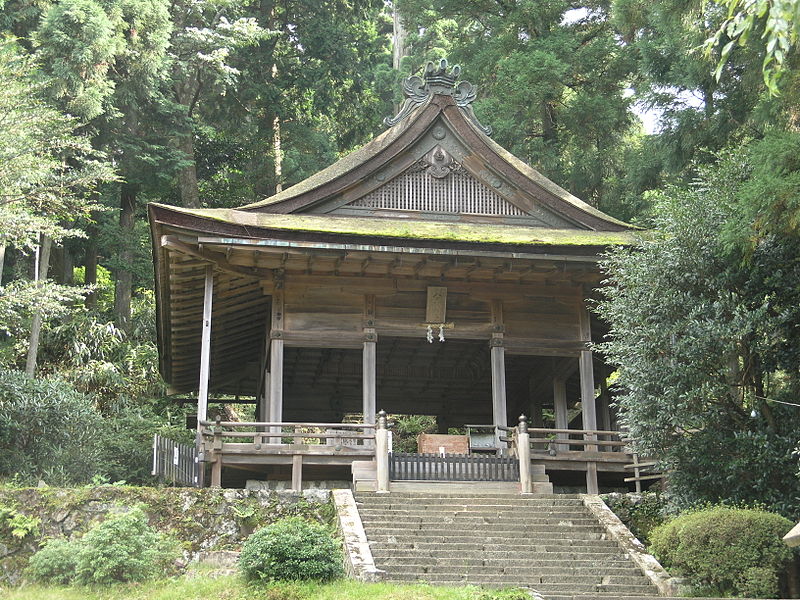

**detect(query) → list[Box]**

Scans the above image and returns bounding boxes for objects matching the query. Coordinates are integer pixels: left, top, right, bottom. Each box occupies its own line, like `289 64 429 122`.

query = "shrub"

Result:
26 507 179 585
26 538 76 585
0 369 105 485
649 505 795 598
602 492 672 545
238 517 343 582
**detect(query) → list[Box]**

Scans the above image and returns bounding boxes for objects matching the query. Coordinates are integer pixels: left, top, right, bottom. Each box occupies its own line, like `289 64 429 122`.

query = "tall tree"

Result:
0 38 115 374
595 138 800 515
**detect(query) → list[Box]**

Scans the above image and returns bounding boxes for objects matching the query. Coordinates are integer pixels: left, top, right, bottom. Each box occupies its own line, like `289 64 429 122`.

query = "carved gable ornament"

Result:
385 58 491 135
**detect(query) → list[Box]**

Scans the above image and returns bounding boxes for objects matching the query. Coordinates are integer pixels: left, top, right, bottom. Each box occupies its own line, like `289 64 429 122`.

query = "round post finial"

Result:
377 410 388 430
518 414 528 434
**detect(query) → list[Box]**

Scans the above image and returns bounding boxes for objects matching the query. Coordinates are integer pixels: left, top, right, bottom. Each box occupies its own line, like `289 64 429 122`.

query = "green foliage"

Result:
595 139 800 516
25 538 77 585
399 0 637 210
239 517 343 582
391 414 437 453
706 0 800 94
27 508 179 585
0 369 105 486
0 505 40 539
601 492 671 544
650 506 795 598
0 37 115 251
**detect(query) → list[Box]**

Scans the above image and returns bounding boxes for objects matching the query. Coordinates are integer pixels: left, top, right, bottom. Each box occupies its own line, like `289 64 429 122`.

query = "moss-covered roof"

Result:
156 204 640 247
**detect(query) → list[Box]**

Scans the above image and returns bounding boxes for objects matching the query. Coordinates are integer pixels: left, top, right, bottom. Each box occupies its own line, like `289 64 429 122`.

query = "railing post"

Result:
375 410 390 493
517 415 532 494
211 415 223 488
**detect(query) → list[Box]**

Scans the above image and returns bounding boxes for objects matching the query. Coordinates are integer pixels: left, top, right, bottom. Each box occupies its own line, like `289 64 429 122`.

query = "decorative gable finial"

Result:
384 58 492 135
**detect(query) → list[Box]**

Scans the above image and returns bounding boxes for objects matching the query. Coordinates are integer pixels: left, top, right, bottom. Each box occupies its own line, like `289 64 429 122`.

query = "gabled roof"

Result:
237 60 632 232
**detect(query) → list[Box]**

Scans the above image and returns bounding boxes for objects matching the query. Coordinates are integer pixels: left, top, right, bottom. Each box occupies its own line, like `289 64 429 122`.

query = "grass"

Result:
1 574 528 600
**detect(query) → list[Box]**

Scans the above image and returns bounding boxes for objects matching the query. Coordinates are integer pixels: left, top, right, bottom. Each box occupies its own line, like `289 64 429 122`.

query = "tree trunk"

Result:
114 184 136 330
176 129 200 208
51 245 74 285
0 244 5 285
25 236 53 377
273 114 283 193
84 234 98 310
392 2 408 71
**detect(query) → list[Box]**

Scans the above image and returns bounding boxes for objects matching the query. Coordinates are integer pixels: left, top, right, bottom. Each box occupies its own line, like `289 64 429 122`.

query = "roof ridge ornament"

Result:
384 58 492 136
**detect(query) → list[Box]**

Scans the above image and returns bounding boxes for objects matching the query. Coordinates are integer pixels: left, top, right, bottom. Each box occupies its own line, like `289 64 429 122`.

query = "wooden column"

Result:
197 265 214 488
579 301 599 494
269 283 285 440
553 375 569 451
598 367 612 432
528 372 545 429
363 295 377 424
490 300 507 453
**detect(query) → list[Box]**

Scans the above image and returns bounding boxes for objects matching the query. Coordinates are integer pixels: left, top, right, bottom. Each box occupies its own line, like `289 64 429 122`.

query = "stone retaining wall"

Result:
0 486 332 585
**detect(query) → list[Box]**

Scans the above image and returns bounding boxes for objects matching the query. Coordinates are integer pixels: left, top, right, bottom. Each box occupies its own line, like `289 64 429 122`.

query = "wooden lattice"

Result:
351 168 525 216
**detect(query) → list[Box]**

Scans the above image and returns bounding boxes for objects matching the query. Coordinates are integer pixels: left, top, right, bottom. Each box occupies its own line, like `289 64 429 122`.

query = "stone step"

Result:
371 550 632 563
357 500 585 508
384 570 651 586
357 508 592 518
368 540 623 552
375 560 644 575
380 575 658 595
360 516 602 527
366 529 609 540
357 493 581 502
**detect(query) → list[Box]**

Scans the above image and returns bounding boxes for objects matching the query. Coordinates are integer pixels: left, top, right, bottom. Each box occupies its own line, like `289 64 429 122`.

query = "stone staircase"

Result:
355 491 661 599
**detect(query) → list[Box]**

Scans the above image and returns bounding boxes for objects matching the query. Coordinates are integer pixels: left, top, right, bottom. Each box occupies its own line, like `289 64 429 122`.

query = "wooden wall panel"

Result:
283 285 363 335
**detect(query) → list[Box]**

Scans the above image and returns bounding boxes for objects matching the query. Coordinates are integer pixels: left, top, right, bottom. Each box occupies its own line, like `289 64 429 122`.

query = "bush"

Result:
0 369 106 485
649 505 795 598
602 492 672 545
26 538 76 585
238 517 343 582
26 507 179 585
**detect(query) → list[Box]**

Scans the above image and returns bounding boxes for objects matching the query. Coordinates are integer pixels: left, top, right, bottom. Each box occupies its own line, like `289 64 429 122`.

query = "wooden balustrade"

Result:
197 418 377 489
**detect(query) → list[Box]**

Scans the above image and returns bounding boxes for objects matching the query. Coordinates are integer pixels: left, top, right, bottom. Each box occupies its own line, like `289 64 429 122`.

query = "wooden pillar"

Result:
210 415 222 487
269 284 285 441
579 301 599 494
196 265 214 487
528 372 545 428
598 367 611 432
363 295 377 424
258 374 270 423
291 454 303 492
490 300 507 453
553 375 569 451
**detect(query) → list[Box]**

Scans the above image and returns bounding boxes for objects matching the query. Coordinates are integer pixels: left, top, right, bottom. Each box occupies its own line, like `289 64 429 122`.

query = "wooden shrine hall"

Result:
148 60 648 493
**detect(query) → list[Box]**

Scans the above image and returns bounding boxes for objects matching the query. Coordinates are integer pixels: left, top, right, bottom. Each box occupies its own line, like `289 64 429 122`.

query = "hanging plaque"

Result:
425 286 447 324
